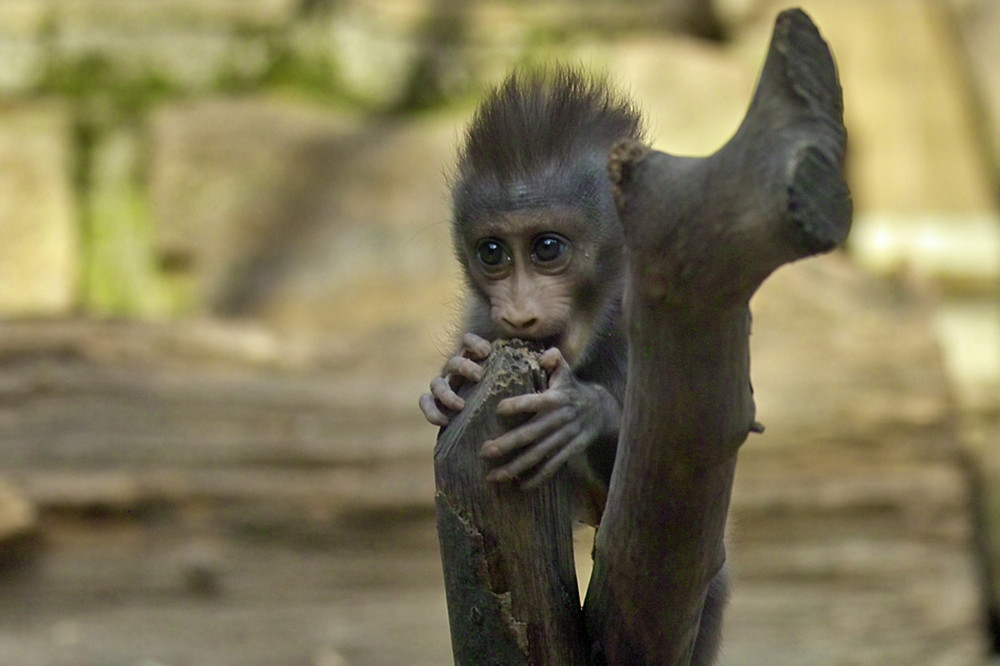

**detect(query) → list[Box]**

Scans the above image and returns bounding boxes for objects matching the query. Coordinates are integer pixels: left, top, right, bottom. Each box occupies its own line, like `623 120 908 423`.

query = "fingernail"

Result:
480 442 498 458
487 470 511 483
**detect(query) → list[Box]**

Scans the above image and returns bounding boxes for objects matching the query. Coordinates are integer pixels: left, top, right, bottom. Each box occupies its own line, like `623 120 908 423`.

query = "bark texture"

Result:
434 340 587 665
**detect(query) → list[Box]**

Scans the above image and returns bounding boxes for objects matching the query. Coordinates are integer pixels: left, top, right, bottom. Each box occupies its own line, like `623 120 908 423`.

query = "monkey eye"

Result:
475 238 510 270
531 235 569 264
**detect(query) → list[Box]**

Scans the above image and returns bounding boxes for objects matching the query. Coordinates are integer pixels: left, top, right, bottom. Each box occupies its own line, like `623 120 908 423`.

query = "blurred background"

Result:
0 0 997 664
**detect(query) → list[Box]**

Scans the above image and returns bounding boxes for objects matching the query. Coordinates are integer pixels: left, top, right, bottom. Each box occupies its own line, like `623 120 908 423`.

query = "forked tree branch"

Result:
584 8 850 665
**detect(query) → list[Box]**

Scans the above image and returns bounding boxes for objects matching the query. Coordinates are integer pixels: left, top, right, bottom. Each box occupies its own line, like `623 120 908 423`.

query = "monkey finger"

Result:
538 347 569 373
481 407 573 459
444 354 484 383
496 390 566 417
419 392 451 427
461 333 492 359
539 350 575 388
487 426 575 484
520 431 590 489
430 376 465 411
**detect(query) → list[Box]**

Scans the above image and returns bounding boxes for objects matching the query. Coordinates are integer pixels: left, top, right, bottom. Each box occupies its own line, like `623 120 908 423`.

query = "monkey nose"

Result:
502 315 539 335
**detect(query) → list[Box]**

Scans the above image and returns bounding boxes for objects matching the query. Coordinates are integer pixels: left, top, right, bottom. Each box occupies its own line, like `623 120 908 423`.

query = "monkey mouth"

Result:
507 334 560 354
507 335 556 352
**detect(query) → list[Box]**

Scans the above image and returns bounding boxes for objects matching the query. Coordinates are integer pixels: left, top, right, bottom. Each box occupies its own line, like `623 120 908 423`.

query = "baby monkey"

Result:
419 67 727 665
419 68 637 520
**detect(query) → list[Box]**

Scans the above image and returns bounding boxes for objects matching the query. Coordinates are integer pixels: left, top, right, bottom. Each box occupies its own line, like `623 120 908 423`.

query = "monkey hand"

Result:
418 333 493 427
480 348 620 489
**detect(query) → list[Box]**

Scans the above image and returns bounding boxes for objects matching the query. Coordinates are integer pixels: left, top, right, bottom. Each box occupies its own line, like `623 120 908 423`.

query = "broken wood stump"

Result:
434 340 586 665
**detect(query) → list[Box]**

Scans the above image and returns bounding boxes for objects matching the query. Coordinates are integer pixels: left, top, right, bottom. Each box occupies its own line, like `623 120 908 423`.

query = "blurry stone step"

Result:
0 478 37 563
730 252 985 664
0 318 435 469
9 462 434 530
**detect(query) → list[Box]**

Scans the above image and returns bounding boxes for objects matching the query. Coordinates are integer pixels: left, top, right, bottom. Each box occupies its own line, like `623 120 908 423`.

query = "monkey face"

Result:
462 208 604 364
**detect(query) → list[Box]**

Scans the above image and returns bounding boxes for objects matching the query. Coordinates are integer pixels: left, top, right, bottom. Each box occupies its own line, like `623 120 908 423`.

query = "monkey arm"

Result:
479 348 621 489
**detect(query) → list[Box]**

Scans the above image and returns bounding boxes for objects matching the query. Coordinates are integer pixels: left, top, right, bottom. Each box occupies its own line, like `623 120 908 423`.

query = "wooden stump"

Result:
434 340 586 665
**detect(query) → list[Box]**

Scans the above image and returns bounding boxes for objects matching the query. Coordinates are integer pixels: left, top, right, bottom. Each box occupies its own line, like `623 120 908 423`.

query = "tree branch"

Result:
584 9 851 665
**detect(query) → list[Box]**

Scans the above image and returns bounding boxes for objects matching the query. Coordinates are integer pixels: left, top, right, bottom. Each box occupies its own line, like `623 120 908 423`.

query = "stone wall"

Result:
0 105 77 314
2 0 997 320
0 0 723 318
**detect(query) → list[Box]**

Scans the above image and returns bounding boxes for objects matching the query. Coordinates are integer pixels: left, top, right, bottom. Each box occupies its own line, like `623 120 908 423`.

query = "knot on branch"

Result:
608 139 651 211
786 144 851 255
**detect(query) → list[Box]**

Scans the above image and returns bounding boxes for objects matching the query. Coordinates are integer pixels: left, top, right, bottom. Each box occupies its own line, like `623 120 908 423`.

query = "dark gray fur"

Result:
451 67 643 482
452 68 643 246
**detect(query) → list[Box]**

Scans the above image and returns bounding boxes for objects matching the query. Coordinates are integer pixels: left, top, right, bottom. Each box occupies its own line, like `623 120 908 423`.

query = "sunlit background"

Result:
0 0 997 664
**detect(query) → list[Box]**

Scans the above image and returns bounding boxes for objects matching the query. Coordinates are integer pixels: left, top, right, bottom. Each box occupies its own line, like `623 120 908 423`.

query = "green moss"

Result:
39 54 177 118
30 15 471 317
36 53 172 316
523 24 574 48
82 184 166 317
73 122 166 317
